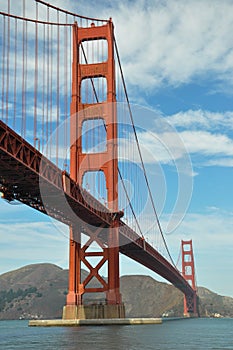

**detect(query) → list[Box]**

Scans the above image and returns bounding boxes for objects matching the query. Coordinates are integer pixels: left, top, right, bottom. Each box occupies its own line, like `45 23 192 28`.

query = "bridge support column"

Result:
63 226 82 319
63 225 125 320
184 292 198 318
107 224 122 305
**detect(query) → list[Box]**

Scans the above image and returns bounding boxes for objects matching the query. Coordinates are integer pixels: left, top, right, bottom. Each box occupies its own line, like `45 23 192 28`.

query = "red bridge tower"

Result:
63 20 125 320
182 240 198 317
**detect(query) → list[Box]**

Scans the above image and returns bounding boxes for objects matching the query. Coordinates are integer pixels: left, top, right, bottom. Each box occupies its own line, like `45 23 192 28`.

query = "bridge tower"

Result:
63 20 125 320
181 240 198 317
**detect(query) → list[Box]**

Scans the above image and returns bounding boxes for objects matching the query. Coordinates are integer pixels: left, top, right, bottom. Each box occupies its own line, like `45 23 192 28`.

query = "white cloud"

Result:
0 220 69 274
126 128 233 166
165 211 233 247
180 130 233 157
0 221 67 243
117 105 233 169
206 158 233 167
166 109 233 131
164 109 233 166
106 0 233 90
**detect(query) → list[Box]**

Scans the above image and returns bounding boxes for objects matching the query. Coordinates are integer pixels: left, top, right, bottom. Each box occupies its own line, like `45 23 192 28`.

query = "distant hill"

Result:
0 263 232 319
0 264 68 319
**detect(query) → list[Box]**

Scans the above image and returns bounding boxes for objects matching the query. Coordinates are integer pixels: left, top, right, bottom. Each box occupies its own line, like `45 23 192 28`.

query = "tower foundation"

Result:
63 304 125 320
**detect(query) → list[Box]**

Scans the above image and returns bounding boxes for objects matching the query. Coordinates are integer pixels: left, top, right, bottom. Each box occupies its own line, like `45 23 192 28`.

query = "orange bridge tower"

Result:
182 240 198 317
63 20 125 320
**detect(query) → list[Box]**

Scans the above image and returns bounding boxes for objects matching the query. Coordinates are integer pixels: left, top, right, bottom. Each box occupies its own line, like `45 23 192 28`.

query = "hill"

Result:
0 263 232 319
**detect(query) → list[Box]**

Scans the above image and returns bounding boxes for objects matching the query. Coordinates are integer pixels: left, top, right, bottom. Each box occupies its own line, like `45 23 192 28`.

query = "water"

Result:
0 318 233 350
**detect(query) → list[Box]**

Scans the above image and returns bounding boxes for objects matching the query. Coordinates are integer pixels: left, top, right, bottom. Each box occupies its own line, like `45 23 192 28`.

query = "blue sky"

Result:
0 0 233 298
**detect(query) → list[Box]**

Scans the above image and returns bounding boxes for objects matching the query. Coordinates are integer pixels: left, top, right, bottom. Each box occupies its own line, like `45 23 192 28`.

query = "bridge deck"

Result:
0 120 195 298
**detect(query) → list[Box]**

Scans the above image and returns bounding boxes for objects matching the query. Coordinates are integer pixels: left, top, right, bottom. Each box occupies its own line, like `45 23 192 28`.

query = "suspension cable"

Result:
34 0 110 23
0 11 72 26
114 36 176 267
34 1 38 147
1 15 6 121
6 0 10 124
175 243 182 270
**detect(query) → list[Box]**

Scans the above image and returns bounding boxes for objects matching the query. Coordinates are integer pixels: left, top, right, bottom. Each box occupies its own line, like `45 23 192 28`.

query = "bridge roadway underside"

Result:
0 120 195 300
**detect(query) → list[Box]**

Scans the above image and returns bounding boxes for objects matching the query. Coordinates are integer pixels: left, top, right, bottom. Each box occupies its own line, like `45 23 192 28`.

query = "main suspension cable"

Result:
114 36 176 267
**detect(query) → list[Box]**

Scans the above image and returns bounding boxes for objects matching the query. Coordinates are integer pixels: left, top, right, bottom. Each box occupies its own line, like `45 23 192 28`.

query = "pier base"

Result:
183 312 199 318
62 304 125 320
29 317 162 327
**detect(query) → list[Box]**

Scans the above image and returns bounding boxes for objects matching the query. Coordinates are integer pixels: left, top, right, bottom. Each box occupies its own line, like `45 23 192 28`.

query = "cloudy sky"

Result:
0 0 233 298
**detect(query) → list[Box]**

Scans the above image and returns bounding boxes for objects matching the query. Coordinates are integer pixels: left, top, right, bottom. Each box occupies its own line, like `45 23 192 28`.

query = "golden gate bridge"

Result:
0 0 198 319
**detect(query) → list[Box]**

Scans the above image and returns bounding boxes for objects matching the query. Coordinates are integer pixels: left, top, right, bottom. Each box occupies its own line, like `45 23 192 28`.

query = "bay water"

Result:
0 318 233 350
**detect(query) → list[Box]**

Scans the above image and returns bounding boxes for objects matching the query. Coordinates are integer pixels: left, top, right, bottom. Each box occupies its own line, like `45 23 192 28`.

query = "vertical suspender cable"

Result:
6 0 10 124
25 16 28 139
34 1 38 147
97 39 100 199
24 17 28 138
46 6 49 155
68 21 73 172
21 0 25 137
1 15 6 122
13 18 17 130
65 14 68 121
64 13 68 162
42 23 45 151
50 24 53 159
56 10 60 166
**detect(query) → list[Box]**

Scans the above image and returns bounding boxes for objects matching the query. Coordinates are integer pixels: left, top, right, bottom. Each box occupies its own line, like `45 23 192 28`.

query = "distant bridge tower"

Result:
63 20 125 320
181 240 198 316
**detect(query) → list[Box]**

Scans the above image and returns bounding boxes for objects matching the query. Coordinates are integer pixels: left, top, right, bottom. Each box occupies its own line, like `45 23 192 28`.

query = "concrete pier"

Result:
62 304 125 320
29 318 162 327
